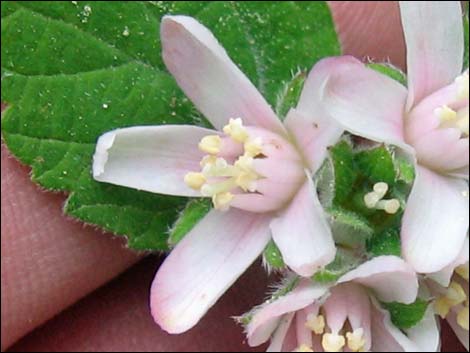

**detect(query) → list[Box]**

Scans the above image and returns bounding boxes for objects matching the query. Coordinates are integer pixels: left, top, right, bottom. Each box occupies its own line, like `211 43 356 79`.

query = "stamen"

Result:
305 314 325 335
346 328 366 352
223 118 249 143
375 199 401 214
212 192 234 211
434 296 452 318
293 344 314 352
446 281 467 305
184 172 206 190
364 182 400 214
456 264 469 281
456 107 469 136
434 105 457 124
199 135 221 154
244 137 263 157
200 155 217 168
200 179 237 197
322 333 346 352
456 72 469 100
457 304 469 331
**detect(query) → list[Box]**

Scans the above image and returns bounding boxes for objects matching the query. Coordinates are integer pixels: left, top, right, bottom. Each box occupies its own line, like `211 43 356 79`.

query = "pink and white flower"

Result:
93 15 344 333
246 256 440 352
320 1 469 273
428 237 469 350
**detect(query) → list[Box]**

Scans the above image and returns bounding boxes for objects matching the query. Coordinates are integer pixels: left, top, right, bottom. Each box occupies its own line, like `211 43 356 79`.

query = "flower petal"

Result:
400 1 464 107
370 298 440 352
150 208 271 334
338 256 418 304
93 125 216 196
266 313 295 352
247 280 328 347
447 310 470 350
284 57 346 173
161 15 284 134
402 166 469 273
270 173 336 277
321 56 411 152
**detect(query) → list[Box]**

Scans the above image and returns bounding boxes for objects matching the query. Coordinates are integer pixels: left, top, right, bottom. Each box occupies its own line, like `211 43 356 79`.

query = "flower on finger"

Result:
244 256 440 352
320 1 469 274
92 15 344 333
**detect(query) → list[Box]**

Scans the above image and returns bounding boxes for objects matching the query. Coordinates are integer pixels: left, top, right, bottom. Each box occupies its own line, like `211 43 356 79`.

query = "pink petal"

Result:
400 1 464 108
270 173 336 277
338 256 418 304
266 313 295 352
320 56 411 152
412 128 469 173
370 297 440 352
284 57 346 173
93 125 216 196
150 209 271 334
247 280 328 347
428 237 469 287
161 16 284 134
447 310 470 350
402 166 469 273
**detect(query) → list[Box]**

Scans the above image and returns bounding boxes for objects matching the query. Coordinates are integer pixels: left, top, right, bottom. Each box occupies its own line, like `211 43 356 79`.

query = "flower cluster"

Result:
92 1 468 351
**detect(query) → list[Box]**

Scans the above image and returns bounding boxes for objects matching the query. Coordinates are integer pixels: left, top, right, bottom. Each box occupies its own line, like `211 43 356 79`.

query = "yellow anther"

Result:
435 105 457 124
456 264 469 281
322 333 346 352
456 72 469 100
236 172 257 192
212 192 234 211
200 155 217 168
346 328 366 352
305 314 325 335
376 199 401 214
198 135 221 154
244 137 263 157
457 305 469 331
446 281 467 305
293 344 314 352
223 118 249 143
184 172 206 190
434 296 452 318
456 114 469 137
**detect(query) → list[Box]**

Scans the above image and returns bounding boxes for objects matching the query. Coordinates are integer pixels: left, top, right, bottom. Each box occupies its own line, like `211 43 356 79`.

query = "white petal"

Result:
400 1 464 107
93 125 216 196
161 15 284 134
270 173 336 277
320 56 412 152
247 280 329 347
402 166 469 273
150 209 271 334
284 57 347 173
338 256 419 304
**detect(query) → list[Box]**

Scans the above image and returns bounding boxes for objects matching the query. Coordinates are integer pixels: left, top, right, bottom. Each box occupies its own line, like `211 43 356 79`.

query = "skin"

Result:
0 2 465 351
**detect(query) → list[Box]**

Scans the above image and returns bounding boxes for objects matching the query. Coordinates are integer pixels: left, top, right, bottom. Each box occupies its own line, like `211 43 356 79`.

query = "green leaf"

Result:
168 198 212 247
1 1 340 250
355 146 396 185
328 207 374 247
368 63 406 86
313 248 361 283
382 299 429 330
275 69 307 119
329 140 356 204
367 228 401 257
263 240 285 270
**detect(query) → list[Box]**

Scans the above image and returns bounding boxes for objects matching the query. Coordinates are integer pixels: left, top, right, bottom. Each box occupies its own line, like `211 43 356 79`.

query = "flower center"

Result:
184 118 304 212
434 72 469 138
434 264 469 331
294 314 366 352
363 182 401 214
